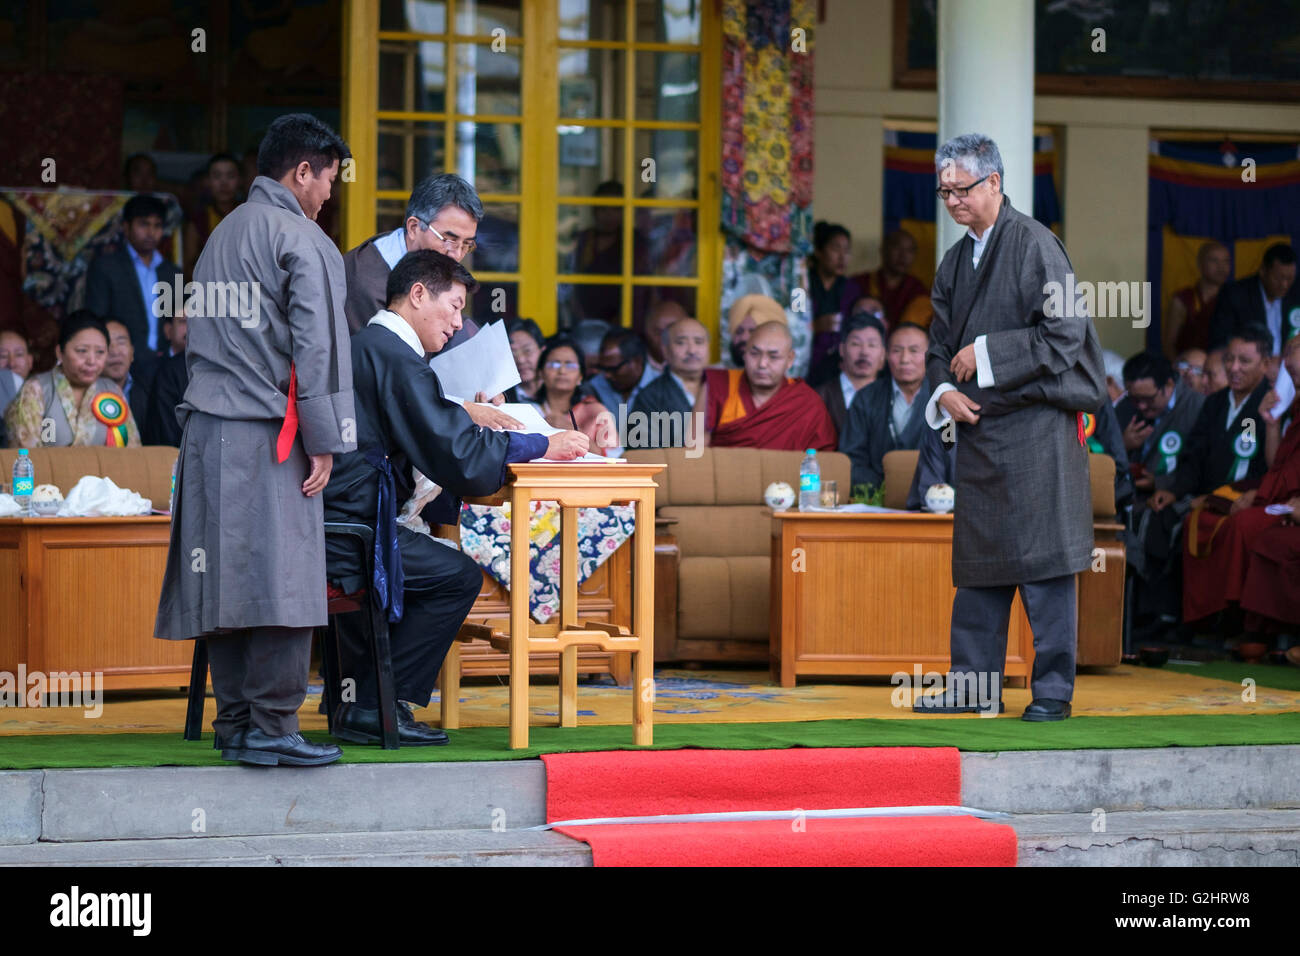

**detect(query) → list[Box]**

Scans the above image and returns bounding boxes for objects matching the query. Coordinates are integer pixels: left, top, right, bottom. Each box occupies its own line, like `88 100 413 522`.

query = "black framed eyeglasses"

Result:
936 174 990 201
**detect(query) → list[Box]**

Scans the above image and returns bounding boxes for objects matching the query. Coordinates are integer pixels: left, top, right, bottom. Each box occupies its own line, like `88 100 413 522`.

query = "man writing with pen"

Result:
323 250 590 746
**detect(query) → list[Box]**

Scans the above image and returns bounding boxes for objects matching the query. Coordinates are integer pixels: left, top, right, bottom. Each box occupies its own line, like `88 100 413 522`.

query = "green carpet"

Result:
2 713 1299 769
1165 659 1300 691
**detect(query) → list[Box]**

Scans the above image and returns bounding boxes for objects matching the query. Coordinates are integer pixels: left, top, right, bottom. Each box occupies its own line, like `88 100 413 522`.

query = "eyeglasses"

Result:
544 360 581 371
415 219 477 254
596 357 632 374
1176 362 1204 376
935 174 990 201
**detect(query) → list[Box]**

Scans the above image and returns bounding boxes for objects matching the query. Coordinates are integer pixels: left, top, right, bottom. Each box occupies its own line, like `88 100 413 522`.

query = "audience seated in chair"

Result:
813 312 887 434
1208 242 1298 354
1183 335 1300 641
5 312 140 448
1175 347 1208 395
850 228 929 329
628 317 709 449
534 337 619 455
103 319 155 437
505 317 544 402
590 326 656 417
640 299 689 372
697 320 836 452
839 322 932 490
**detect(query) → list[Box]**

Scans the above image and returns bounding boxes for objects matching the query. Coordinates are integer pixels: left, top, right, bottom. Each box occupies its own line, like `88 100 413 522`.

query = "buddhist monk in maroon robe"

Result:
1183 341 1300 624
697 321 837 452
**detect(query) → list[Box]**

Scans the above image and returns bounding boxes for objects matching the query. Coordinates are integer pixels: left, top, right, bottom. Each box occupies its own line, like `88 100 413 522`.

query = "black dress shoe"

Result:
333 702 448 746
238 728 343 766
1021 698 1072 722
213 729 247 761
911 692 1004 715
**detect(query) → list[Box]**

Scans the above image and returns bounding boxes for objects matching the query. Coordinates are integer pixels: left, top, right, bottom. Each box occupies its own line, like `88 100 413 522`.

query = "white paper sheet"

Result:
429 319 521 402
490 402 562 436
1272 370 1295 419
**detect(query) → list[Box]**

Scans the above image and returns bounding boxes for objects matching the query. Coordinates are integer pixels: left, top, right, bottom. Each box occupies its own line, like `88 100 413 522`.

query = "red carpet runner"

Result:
542 747 1018 866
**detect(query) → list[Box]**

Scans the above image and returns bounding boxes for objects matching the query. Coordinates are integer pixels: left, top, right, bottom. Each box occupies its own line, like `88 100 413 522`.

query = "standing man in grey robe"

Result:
154 114 356 766
914 133 1106 722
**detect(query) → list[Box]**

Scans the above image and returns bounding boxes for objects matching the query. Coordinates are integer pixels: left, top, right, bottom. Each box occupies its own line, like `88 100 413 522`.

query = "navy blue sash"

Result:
363 446 404 623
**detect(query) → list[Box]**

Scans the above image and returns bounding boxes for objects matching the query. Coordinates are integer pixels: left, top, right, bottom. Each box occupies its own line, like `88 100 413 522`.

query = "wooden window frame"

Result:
342 0 722 342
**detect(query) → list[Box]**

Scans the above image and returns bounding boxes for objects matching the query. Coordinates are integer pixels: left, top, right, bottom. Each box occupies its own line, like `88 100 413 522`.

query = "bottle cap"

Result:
805 448 815 456
18 449 28 456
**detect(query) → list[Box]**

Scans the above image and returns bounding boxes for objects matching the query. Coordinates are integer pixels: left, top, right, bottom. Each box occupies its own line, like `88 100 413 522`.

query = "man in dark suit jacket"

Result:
85 195 182 362
1208 243 1299 353
144 351 188 446
103 318 156 434
343 173 483 347
813 312 887 434
839 322 932 490
1155 329 1273 507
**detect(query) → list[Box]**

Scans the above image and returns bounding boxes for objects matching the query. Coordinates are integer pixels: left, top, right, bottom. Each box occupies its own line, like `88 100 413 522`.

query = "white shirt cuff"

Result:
926 383 956 429
974 335 995 389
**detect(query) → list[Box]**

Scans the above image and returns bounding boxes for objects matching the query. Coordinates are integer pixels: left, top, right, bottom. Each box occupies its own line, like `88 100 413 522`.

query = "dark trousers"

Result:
206 626 313 738
338 530 483 709
949 573 1077 703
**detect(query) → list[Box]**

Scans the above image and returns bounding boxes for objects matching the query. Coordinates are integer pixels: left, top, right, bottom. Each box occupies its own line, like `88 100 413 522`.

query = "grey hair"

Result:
406 173 484 225
935 133 1004 187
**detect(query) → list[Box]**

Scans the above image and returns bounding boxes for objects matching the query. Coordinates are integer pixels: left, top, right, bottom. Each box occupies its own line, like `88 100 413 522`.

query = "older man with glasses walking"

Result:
914 133 1107 722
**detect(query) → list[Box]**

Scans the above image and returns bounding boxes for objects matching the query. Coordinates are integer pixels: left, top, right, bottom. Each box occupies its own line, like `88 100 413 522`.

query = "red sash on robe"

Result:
705 368 837 451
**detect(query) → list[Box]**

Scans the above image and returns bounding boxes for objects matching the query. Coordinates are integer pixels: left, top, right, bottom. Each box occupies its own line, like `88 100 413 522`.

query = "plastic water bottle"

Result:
799 448 820 511
12 449 34 515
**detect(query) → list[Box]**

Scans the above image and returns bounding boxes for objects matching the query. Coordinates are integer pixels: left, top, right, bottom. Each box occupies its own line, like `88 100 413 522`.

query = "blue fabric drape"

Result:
363 445 404 623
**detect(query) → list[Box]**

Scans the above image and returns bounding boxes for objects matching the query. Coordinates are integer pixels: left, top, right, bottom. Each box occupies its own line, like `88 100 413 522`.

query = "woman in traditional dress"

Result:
533 338 617 456
4 311 140 448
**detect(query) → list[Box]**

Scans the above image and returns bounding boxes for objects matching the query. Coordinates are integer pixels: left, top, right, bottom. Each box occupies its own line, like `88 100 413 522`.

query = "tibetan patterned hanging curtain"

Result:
719 0 816 374
720 0 814 256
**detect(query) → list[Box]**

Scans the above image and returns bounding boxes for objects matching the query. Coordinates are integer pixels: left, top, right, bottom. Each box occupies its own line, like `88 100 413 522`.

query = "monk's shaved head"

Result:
744 321 794 395
750 321 793 352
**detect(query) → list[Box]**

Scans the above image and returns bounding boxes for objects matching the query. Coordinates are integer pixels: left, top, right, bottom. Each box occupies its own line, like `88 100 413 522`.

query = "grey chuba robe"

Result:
155 176 356 640
927 195 1106 588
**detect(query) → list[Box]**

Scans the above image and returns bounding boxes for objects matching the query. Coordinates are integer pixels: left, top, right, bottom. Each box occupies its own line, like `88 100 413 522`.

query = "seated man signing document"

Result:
323 250 589 746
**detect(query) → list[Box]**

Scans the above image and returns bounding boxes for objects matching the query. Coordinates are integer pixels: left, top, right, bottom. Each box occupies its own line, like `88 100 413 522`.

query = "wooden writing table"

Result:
470 462 663 749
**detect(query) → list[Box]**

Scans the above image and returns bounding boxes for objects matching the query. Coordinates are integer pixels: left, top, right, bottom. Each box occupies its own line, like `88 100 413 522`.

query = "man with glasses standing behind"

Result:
343 173 482 339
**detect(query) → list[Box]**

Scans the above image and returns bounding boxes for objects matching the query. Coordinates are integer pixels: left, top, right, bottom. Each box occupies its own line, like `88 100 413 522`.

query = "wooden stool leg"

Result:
508 486 531 749
633 495 655 745
440 641 461 730
559 644 578 727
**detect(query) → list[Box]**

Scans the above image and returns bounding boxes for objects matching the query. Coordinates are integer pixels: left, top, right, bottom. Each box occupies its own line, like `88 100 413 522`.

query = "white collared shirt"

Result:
367 308 424 357
925 222 1004 427
1225 389 1249 431
1260 280 1283 355
968 222 994 269
839 372 859 411
670 371 697 406
374 226 409 270
890 379 917 439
